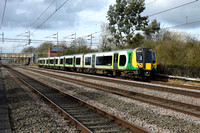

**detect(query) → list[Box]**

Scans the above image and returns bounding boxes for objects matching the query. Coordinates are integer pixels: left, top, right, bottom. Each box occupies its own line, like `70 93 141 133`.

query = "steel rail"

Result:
27 66 200 98
22 67 200 118
6 66 148 133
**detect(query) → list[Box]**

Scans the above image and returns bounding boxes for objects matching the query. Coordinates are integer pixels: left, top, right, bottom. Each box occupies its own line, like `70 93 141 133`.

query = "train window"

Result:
145 51 152 63
47 60 49 64
66 58 72 64
55 59 58 64
96 56 112 66
136 52 143 63
60 59 63 64
85 57 91 65
153 52 156 63
50 59 54 64
119 55 126 66
76 58 81 65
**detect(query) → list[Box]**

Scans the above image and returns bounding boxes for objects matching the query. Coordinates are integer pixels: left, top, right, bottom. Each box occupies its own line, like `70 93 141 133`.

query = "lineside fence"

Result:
157 64 200 79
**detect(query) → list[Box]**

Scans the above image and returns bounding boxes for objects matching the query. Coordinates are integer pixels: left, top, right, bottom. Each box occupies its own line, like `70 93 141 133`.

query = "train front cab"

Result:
133 47 157 78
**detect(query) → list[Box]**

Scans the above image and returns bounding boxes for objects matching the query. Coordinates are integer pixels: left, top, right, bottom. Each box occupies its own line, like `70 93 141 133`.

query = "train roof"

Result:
38 47 153 59
84 48 137 55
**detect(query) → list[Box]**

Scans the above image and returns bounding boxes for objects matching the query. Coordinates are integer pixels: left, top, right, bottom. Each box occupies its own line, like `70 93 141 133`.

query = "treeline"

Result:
21 0 200 77
140 30 200 78
141 30 200 67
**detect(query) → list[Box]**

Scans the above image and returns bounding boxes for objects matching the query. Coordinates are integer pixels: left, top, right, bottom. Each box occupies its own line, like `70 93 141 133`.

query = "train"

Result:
38 47 157 79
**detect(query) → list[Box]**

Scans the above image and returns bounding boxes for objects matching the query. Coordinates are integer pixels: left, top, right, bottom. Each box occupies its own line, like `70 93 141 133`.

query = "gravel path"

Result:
2 68 78 132
16 67 200 133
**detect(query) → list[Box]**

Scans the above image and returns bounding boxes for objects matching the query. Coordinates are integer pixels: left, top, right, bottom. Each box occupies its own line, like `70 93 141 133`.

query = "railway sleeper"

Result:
73 113 102 118
65 108 91 113
77 117 107 122
88 124 122 130
96 129 131 133
82 120 112 126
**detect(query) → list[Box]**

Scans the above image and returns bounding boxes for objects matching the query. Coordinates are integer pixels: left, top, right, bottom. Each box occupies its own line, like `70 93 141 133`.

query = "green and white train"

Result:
38 47 157 78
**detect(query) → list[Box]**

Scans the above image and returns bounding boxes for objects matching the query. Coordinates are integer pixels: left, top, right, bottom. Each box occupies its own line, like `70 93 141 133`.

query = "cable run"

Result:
148 0 198 17
0 0 8 30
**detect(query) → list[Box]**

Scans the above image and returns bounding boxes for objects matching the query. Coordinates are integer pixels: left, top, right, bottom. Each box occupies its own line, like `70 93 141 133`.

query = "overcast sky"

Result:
0 0 200 53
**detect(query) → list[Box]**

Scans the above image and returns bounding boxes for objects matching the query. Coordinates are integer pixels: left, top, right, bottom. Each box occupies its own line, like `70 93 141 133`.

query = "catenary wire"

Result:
148 0 198 17
0 0 8 30
29 0 56 28
31 0 69 34
165 19 200 29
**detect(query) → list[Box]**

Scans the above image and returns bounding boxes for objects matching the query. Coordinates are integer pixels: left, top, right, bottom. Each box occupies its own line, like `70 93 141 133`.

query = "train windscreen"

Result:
136 51 143 63
145 51 152 63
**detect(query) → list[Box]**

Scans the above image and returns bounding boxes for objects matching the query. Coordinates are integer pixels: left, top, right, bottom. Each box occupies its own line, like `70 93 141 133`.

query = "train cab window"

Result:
76 58 81 65
55 59 58 64
85 57 91 65
60 59 63 64
96 56 112 66
145 51 152 63
136 51 143 63
153 52 156 63
66 58 72 64
119 55 126 66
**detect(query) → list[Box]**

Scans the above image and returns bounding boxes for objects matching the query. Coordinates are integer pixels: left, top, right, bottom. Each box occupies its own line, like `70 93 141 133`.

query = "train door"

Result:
113 53 118 70
128 53 132 69
73 56 75 67
142 49 152 70
92 55 95 68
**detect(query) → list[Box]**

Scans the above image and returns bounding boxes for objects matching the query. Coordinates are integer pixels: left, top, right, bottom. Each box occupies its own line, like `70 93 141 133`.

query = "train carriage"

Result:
37 47 157 79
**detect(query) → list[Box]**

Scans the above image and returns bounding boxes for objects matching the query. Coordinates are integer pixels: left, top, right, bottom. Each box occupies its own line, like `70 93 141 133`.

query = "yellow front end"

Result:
132 48 157 77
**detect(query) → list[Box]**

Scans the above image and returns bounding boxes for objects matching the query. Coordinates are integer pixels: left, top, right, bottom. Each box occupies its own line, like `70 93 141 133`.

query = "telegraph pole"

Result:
0 32 3 62
56 32 58 45
0 32 4 50
28 30 31 45
87 34 95 47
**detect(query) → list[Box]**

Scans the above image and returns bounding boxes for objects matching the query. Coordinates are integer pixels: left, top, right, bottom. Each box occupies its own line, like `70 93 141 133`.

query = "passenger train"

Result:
38 47 157 79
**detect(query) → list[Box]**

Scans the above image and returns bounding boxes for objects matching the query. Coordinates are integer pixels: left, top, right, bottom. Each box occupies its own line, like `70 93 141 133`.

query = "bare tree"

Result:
99 23 115 51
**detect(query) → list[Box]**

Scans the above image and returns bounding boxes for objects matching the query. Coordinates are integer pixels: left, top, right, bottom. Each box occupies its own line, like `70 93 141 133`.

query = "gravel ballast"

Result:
16 67 200 133
2 68 77 132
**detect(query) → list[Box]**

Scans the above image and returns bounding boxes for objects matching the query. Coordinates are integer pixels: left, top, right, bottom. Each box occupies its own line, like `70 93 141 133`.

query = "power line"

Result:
0 0 7 30
146 0 157 6
165 19 200 29
148 0 198 17
29 0 56 28
31 0 69 34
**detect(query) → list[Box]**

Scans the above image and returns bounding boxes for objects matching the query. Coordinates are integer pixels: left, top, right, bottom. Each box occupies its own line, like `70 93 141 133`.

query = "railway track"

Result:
6 66 148 133
19 66 200 118
27 66 200 98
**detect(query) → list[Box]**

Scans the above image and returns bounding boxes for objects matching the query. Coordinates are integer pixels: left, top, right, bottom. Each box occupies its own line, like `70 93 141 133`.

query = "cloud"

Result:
143 0 200 29
0 0 109 30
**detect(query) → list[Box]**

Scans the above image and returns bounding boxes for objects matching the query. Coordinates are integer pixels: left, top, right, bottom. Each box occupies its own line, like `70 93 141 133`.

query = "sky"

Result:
0 0 200 53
